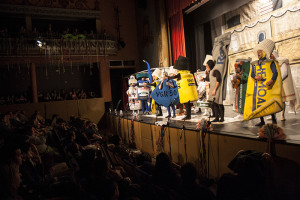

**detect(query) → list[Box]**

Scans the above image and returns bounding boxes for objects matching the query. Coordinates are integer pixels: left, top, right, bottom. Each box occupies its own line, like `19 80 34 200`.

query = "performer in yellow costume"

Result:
169 56 198 120
244 39 283 125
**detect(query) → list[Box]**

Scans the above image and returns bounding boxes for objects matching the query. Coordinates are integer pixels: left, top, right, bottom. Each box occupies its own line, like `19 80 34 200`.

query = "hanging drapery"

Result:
167 0 196 64
167 0 197 18
169 12 186 64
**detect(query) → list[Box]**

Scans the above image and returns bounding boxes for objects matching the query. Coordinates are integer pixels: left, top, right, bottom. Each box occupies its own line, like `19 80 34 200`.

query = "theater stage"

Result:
108 105 300 179
116 105 300 145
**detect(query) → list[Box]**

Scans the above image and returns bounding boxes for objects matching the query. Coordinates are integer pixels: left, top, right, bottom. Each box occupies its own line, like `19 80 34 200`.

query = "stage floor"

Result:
118 105 300 145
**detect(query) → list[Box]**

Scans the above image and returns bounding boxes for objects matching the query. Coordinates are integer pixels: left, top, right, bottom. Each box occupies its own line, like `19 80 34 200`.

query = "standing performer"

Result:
231 59 250 119
198 55 214 116
168 56 198 120
150 68 163 116
207 60 224 122
127 75 141 111
159 72 177 118
208 34 231 123
270 50 299 120
136 73 151 115
246 39 281 126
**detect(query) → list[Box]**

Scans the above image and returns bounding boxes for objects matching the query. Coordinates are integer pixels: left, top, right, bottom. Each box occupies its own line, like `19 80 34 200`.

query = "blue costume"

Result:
159 79 177 118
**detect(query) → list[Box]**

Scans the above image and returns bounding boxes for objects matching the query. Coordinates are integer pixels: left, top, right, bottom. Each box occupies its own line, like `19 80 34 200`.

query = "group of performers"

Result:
126 38 299 125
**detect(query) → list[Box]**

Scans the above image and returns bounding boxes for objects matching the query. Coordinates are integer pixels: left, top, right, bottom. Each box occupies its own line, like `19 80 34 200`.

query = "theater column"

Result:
30 63 38 103
156 0 171 67
99 59 112 102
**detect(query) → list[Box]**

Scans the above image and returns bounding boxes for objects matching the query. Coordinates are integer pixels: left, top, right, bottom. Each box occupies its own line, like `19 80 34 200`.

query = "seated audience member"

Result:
19 142 44 199
37 91 43 102
9 112 24 128
71 90 78 100
135 152 154 174
152 152 180 189
0 143 23 200
179 162 215 200
0 96 5 104
109 135 129 159
84 121 102 141
43 92 52 102
1 113 13 132
217 150 266 200
56 92 64 101
50 114 58 127
51 90 57 100
89 91 96 98
17 110 29 124
82 157 120 200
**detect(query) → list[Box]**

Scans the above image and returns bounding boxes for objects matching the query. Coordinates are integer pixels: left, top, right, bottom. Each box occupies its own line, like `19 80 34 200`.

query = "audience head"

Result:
180 162 197 185
155 152 171 171
109 135 121 146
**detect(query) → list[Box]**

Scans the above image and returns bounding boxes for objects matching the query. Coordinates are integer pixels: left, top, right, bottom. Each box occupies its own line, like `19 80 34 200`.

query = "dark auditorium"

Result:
1 0 300 199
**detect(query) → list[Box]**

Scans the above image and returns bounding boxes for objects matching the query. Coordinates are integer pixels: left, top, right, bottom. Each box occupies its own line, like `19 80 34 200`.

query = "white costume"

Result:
127 76 141 111
273 50 300 113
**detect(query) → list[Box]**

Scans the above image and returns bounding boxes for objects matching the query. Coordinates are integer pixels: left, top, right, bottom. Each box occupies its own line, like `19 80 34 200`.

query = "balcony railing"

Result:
0 33 119 57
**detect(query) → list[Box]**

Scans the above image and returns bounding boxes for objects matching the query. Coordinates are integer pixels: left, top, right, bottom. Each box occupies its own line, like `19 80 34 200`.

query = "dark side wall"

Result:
0 63 100 97
135 0 160 70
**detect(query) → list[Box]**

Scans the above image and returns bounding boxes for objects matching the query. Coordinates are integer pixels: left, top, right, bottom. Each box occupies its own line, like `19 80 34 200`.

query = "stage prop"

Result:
177 71 198 103
194 71 210 109
151 79 179 107
232 59 250 114
172 56 198 104
244 58 283 120
208 32 231 104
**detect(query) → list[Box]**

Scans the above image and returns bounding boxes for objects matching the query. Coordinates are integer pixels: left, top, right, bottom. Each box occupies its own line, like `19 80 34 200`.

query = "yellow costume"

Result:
244 59 283 120
177 70 198 104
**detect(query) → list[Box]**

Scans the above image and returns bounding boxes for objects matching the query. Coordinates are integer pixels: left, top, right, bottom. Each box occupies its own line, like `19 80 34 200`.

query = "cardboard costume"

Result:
194 55 214 114
208 33 231 105
150 68 163 115
272 50 299 111
127 76 141 110
209 34 230 122
194 71 207 101
136 72 151 114
156 71 178 118
232 59 250 114
151 74 179 108
243 39 283 121
169 56 197 120
171 56 198 104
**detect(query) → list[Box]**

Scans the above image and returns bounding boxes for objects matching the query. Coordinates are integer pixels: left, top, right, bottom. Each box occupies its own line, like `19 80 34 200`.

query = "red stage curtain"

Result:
167 0 196 18
169 12 186 64
167 0 196 63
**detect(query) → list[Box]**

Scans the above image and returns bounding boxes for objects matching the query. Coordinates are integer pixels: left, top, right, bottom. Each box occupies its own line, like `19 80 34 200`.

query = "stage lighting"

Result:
37 40 42 47
36 39 46 48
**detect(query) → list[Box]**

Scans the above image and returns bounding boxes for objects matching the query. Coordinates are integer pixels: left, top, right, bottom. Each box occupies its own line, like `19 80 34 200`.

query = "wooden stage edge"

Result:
108 113 300 179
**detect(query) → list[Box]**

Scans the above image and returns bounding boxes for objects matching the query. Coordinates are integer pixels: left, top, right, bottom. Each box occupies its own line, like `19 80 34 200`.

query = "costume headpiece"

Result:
128 75 137 85
152 68 162 79
174 55 190 71
253 39 275 59
203 55 213 66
